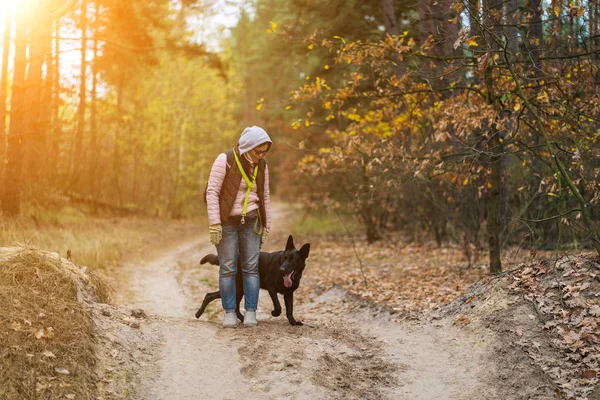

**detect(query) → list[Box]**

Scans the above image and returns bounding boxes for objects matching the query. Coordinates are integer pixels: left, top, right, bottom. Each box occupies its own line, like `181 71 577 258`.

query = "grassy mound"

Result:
0 247 106 399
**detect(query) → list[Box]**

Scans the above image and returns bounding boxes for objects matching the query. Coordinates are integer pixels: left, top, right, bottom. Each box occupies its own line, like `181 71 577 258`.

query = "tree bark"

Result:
551 0 563 54
0 10 11 175
21 0 50 193
526 0 543 76
37 0 55 186
89 1 100 196
113 79 123 206
505 0 519 54
74 0 87 181
50 21 61 185
483 0 504 273
1 3 28 215
382 0 398 35
485 67 503 274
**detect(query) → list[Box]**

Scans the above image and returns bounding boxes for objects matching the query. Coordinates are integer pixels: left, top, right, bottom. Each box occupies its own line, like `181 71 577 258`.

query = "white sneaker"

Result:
244 311 258 327
223 312 238 328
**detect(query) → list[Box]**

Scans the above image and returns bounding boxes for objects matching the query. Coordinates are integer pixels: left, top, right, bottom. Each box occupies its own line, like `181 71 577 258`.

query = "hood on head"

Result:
238 126 272 155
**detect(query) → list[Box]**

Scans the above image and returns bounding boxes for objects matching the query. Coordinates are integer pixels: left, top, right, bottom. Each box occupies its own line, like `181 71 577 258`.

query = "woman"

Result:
205 126 272 328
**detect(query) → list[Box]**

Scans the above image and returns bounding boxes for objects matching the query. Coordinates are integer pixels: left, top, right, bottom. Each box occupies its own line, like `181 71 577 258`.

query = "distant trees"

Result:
0 0 231 217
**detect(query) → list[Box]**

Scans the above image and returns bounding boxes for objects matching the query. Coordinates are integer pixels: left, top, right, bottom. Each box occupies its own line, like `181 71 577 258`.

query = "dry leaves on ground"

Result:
504 254 600 399
297 236 488 319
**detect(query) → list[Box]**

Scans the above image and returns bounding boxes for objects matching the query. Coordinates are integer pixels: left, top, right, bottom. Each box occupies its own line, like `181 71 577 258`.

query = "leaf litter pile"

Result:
297 234 600 399
498 254 600 399
0 247 107 399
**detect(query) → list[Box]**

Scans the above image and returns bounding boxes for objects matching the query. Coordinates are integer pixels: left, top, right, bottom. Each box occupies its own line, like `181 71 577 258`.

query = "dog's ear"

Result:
286 235 295 251
299 243 310 260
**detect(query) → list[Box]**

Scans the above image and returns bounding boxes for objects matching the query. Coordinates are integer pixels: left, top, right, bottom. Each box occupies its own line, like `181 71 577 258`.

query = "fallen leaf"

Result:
54 368 70 375
563 331 581 345
579 370 597 379
563 270 575 278
465 294 478 304
589 305 600 317
35 327 54 340
36 382 48 392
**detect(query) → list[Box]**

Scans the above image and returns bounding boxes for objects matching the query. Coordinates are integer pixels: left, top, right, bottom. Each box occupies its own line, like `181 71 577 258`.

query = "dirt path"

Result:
107 207 502 400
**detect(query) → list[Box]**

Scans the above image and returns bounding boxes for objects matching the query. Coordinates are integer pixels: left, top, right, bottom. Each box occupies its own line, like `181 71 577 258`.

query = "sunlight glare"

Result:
1 1 31 14
0 1 13 11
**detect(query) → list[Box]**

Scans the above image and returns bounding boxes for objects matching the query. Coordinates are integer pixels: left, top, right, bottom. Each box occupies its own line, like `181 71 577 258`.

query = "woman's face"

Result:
248 143 270 163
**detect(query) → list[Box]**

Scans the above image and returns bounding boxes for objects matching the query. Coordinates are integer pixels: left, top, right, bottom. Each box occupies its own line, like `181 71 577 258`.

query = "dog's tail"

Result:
200 254 219 265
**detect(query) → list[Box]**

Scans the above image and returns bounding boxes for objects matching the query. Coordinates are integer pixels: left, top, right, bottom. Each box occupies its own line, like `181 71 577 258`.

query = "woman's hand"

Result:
261 230 268 246
209 224 222 245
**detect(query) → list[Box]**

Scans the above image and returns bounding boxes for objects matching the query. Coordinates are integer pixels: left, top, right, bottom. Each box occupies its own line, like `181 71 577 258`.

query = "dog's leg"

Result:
284 293 302 326
268 288 282 317
195 291 221 319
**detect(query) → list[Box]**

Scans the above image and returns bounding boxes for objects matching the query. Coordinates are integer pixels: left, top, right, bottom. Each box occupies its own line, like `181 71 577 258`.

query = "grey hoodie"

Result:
238 126 272 155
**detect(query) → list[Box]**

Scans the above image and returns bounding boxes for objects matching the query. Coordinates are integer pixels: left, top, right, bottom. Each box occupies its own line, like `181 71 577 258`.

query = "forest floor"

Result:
2 203 599 399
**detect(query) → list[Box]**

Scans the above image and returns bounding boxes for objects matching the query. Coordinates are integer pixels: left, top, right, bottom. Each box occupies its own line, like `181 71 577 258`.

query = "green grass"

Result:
197 277 217 288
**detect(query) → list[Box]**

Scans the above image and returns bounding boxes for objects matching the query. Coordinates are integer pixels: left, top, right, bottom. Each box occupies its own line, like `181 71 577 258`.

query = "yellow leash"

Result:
233 148 258 224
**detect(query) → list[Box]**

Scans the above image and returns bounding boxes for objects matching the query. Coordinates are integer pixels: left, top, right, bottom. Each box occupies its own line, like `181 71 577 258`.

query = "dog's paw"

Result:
294 321 304 326
271 309 282 317
195 309 202 319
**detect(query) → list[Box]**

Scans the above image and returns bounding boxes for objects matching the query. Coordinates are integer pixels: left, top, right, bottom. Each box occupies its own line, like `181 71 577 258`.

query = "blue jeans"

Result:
216 217 261 312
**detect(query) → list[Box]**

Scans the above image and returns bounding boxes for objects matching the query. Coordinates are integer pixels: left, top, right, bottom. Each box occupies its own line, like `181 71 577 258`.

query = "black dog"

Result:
195 235 310 326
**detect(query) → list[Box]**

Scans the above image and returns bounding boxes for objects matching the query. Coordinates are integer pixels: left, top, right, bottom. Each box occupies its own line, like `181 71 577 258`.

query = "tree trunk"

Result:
505 0 519 54
113 80 123 206
594 0 600 85
551 0 563 54
89 1 99 196
37 0 55 187
442 0 461 57
418 0 461 87
51 21 61 185
488 141 502 274
74 0 87 181
526 0 543 75
21 0 50 195
483 0 504 273
1 3 28 215
0 10 11 173
382 0 398 35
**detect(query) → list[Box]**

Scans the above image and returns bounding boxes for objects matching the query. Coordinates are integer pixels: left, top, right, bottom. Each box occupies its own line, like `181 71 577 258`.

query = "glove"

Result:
261 230 268 246
209 224 222 245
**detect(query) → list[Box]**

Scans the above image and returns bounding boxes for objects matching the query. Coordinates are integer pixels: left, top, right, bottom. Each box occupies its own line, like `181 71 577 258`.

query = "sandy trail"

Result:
110 208 501 400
